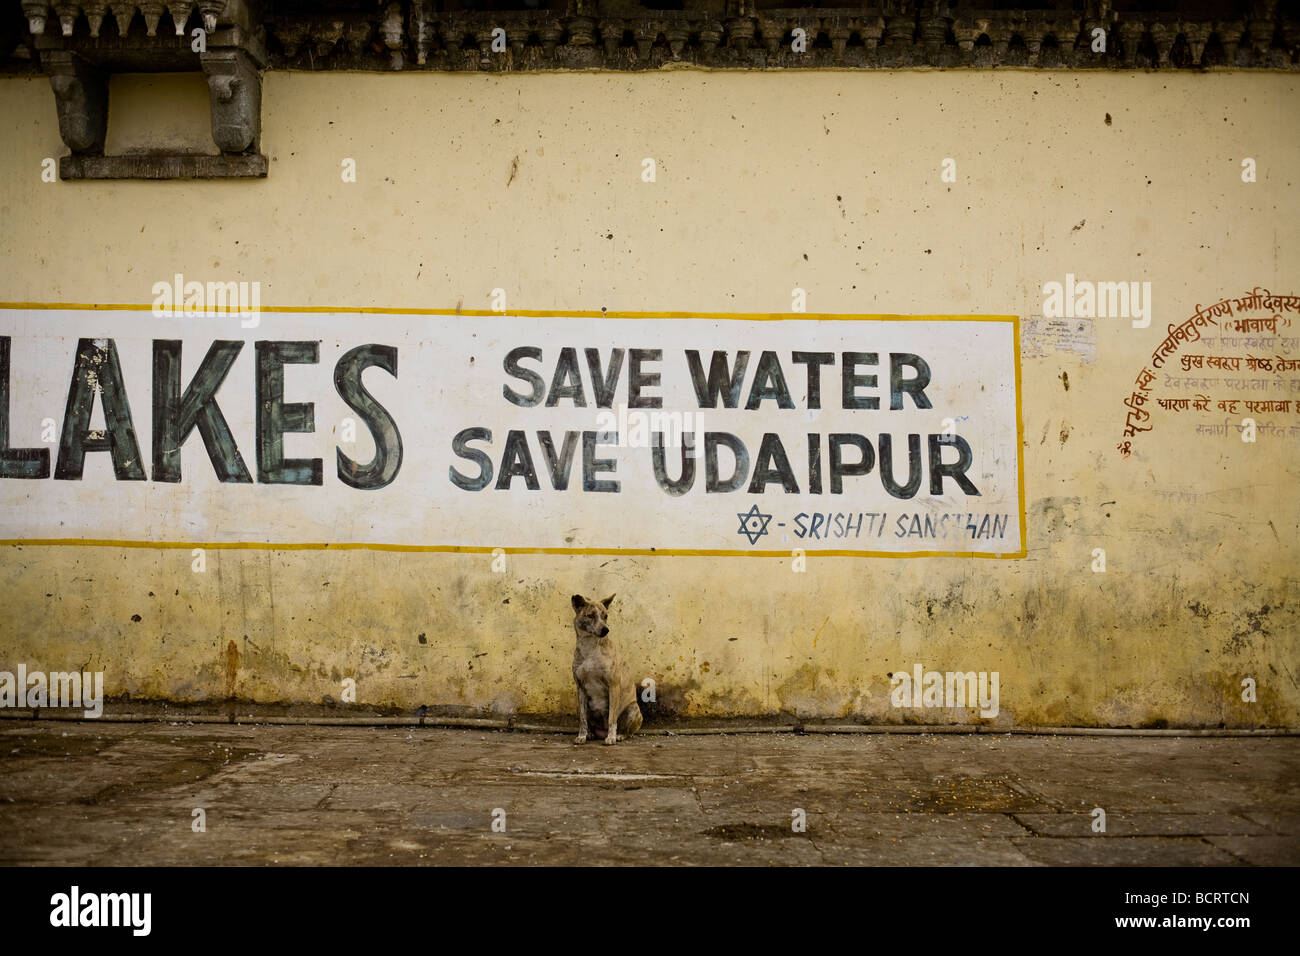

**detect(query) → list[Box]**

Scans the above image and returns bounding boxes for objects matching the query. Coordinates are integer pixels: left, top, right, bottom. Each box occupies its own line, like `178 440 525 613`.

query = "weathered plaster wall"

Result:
0 70 1296 726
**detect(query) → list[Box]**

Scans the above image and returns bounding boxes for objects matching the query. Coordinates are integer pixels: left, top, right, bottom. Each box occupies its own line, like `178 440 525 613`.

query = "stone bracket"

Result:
200 47 263 154
43 50 106 155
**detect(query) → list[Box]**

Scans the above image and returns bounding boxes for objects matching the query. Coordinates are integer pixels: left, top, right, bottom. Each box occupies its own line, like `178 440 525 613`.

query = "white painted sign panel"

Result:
0 307 1024 557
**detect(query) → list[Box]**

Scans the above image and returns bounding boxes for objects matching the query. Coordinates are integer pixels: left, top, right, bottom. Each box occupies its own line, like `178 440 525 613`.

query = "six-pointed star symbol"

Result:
736 504 773 545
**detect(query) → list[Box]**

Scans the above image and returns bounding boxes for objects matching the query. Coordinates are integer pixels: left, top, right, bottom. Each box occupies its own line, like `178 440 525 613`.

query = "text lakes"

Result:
792 511 1012 540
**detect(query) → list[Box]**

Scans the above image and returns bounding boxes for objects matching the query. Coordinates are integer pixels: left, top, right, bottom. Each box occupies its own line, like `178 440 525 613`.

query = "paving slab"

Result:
1012 812 1272 837
0 722 1295 866
1010 836 1243 866
1203 835 1300 866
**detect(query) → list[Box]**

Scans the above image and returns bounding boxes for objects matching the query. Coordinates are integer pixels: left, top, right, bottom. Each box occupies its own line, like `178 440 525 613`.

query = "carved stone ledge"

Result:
59 151 267 179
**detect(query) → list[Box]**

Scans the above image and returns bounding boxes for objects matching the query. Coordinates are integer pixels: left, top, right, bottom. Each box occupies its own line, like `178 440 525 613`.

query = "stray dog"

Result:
571 594 642 745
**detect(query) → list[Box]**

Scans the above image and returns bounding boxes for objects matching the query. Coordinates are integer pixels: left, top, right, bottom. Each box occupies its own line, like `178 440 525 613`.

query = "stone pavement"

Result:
0 721 1295 865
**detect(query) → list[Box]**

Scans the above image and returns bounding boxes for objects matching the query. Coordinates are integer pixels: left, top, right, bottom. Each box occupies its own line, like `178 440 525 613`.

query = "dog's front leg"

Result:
603 678 620 745
575 681 589 744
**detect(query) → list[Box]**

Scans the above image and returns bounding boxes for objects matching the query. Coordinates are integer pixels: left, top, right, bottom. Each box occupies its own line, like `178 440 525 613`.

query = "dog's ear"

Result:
571 594 586 611
601 594 615 609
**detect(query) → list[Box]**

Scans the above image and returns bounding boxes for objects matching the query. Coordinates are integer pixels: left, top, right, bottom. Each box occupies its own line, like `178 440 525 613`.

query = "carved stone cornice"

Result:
6 2 1297 74
9 2 1297 180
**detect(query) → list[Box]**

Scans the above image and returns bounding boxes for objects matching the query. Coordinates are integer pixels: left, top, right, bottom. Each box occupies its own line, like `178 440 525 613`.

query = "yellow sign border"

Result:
0 303 1027 559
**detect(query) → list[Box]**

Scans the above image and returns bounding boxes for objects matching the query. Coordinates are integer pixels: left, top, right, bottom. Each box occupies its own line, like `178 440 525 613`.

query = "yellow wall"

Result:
1 70 1296 726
